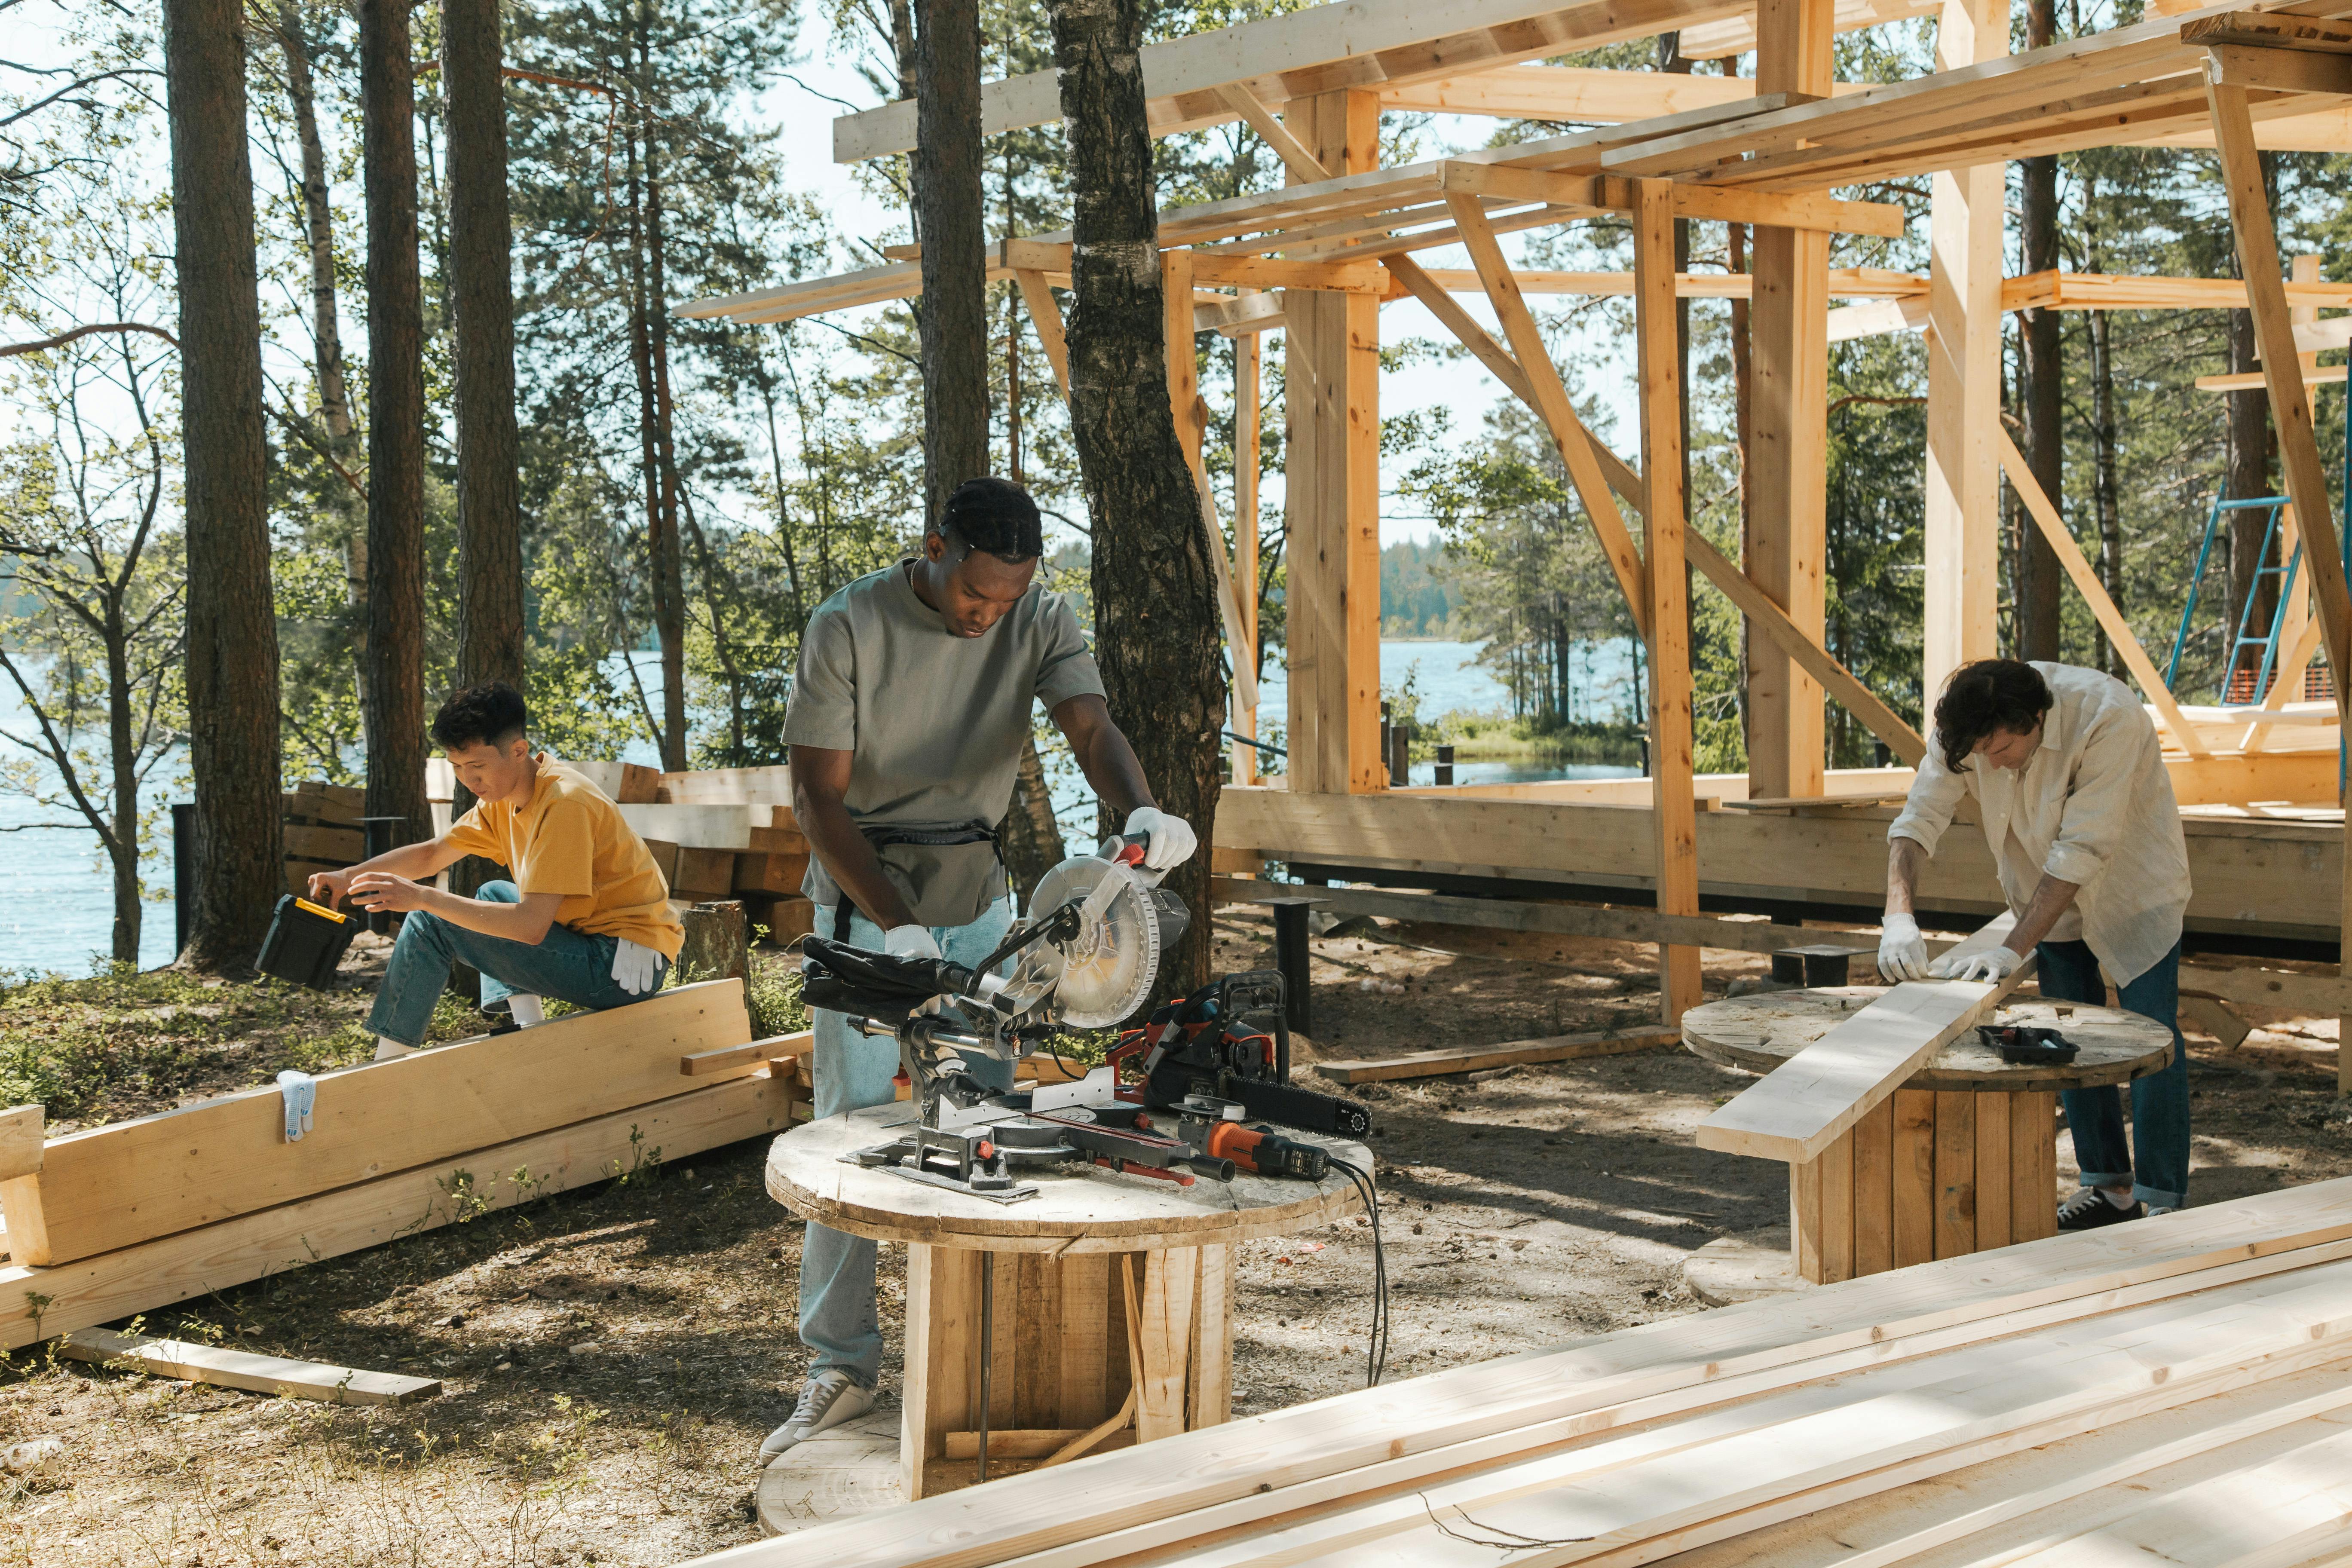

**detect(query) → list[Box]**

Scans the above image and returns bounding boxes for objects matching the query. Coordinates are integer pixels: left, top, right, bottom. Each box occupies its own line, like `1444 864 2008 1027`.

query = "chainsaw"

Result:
799 836 1367 1202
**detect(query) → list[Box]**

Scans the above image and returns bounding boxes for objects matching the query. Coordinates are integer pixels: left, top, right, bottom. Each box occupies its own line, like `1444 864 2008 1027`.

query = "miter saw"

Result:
799 834 1371 1204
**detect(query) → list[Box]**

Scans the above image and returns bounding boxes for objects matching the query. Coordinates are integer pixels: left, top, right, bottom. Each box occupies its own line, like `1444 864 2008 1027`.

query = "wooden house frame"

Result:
680 0 2352 1091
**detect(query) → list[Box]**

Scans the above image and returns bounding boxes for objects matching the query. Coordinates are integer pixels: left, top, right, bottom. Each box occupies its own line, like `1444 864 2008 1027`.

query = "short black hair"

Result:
1934 659 2052 771
431 680 530 750
934 476 1044 564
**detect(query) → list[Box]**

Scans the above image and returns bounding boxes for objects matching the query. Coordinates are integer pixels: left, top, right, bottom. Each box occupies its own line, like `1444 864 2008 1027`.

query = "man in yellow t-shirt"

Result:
308 682 686 1060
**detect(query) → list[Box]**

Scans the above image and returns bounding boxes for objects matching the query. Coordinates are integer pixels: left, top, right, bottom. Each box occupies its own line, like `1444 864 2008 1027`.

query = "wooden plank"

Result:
1447 191 1649 641
12 979 753 1266
1015 272 1072 400
672 846 738 898
614 802 775 849
695 1179 2352 1568
1313 1026 1683 1084
2205 38 2352 93
283 822 363 864
0 1106 41 1184
654 765 795 805
2014 1088 2057 1243
1974 1088 2013 1251
1998 429 2207 756
732 851 812 896
1280 89 1384 796
57 1327 440 1405
681 1030 815 1077
1699 922 2032 1162
2184 10 2352 51
1818 1126 1855 1284
827 0 1759 163
1892 1088 1938 1268
1133 1248 1198 1443
1060 1253 1111 1429
1791 1147 1825 1283
1634 175 1702 1022
1191 1245 1234 1429
1852 1096 1895 1276
0 1067 794 1350
994 1257 2352 1568
1188 253 1386 294
1017 1252 1060 1432
1441 162 1906 235
2209 78 2352 708
1934 1087 1978 1259
2180 992 2255 1047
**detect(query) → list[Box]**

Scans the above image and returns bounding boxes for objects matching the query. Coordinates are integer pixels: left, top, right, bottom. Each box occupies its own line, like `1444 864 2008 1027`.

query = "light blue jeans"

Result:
2042 938 2190 1210
799 896 1014 1390
364 880 668 1047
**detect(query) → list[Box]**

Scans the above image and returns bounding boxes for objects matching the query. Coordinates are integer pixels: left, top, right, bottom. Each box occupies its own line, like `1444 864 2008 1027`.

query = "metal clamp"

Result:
277 1069 315 1142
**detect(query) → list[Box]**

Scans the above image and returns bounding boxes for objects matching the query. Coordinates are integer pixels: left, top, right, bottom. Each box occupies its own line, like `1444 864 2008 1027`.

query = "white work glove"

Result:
1877 913 1930 983
1121 806 1198 872
611 937 665 995
883 924 943 962
1931 943 2024 983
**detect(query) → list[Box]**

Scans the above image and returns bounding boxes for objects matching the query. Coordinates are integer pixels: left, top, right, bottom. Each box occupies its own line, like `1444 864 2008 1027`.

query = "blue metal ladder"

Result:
2167 496 2330 705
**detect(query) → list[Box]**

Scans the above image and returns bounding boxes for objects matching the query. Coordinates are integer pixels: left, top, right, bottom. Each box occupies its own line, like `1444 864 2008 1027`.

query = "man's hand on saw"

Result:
1122 807 1197 872
1930 943 2023 983
884 924 943 962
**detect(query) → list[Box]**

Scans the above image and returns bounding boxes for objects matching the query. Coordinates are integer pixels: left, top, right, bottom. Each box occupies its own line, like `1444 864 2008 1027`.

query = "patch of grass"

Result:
0 966 486 1131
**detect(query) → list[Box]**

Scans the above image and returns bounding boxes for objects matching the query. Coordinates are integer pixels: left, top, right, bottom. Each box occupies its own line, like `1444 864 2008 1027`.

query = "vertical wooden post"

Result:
1921 0 2008 698
2206 80 2352 1093
1235 322 1262 785
1633 178 1702 1023
1746 0 1831 799
1280 90 1383 796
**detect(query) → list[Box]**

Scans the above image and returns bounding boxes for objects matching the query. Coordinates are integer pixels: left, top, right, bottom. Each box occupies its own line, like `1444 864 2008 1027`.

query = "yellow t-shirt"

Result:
445 758 684 961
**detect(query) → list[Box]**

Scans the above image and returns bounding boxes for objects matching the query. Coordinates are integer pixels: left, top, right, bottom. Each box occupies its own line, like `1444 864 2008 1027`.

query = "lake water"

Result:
1 639 1638 978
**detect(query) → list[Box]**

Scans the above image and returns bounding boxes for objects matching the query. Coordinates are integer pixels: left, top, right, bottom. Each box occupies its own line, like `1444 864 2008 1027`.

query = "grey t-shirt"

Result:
782 559 1105 926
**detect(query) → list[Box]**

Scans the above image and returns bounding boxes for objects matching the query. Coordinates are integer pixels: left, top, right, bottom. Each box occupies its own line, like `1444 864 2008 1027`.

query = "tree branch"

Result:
1 320 178 358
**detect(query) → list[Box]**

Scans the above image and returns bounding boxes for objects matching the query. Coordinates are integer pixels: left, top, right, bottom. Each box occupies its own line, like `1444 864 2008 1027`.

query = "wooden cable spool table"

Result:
1682 988 2174 1285
766 1103 1371 1501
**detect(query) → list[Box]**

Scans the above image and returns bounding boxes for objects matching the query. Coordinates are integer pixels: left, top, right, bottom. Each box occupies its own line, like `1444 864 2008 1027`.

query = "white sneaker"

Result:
373 1037 416 1062
2147 1204 2180 1217
759 1369 875 1463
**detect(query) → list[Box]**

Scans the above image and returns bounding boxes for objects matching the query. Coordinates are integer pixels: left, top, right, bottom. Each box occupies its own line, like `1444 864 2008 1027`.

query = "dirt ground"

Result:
6 910 2350 1567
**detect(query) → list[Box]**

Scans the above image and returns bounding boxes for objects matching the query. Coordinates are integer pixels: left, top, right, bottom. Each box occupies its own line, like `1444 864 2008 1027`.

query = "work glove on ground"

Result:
1930 943 2024 983
882 924 943 962
611 937 665 995
1877 912 1930 983
1122 807 1198 872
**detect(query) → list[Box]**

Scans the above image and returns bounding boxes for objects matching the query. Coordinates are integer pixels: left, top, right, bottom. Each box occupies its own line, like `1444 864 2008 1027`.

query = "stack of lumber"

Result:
425 760 816 945
0 979 805 1345
282 780 366 897
677 1179 2352 1568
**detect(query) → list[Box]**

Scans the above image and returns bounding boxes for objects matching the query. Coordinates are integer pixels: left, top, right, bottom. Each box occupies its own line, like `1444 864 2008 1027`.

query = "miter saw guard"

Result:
801 836 1367 1204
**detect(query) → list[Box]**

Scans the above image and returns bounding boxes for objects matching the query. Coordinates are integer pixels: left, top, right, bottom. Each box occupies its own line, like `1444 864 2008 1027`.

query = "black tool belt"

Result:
832 818 998 936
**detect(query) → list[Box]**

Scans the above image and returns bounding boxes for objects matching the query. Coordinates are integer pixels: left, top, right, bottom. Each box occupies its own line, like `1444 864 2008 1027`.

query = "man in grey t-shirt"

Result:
760 476 1197 1466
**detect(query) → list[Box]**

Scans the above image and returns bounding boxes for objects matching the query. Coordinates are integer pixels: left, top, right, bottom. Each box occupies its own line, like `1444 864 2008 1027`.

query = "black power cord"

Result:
1328 1155 1389 1387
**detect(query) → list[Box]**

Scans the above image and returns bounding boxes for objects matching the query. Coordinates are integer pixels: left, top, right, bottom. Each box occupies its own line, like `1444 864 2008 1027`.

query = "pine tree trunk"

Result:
280 3 350 441
446 0 527 694
1045 0 1225 993
2226 289 2275 667
916 0 988 525
107 616 142 966
2014 0 2064 663
360 0 430 853
166 0 282 972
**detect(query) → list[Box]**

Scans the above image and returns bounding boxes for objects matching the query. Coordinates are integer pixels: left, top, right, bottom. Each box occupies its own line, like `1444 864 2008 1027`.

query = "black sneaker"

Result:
2056 1188 2143 1231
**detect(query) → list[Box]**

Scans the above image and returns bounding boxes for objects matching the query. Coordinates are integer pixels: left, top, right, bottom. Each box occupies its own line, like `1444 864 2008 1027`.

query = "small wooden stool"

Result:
766 1104 1371 1501
1683 989 2174 1284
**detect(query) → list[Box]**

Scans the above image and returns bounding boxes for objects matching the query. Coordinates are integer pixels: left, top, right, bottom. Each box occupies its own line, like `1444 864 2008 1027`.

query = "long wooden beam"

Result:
830 0 1759 162
1439 162 1908 236
1633 177 1703 1022
1995 429 2209 756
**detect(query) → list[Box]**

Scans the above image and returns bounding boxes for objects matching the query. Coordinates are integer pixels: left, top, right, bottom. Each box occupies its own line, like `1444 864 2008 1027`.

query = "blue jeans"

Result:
799 896 1014 1390
2040 937 2190 1210
364 880 669 1047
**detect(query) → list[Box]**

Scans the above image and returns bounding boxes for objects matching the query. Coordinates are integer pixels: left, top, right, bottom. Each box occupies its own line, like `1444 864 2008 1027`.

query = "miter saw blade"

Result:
1028 850 1164 1028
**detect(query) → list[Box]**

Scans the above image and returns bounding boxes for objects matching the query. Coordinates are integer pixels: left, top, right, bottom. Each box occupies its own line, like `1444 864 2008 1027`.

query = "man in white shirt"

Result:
1878 659 2193 1230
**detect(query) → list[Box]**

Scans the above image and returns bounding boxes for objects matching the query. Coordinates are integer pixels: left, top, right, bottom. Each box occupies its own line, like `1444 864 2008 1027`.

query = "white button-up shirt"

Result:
1888 662 2190 985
